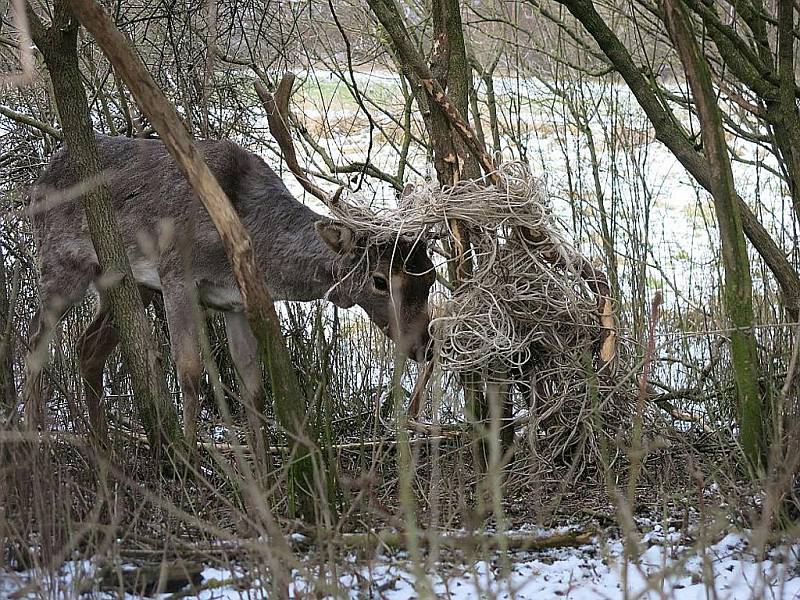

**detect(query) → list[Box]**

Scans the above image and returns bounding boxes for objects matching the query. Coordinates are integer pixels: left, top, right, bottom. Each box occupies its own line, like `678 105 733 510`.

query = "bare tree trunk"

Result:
0 255 15 415
773 0 800 224
366 0 498 471
664 0 764 468
433 0 495 472
432 0 481 182
24 0 184 463
67 0 316 522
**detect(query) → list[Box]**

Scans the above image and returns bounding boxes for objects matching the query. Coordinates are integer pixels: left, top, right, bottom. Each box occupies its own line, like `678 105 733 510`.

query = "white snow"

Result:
324 531 800 600
2 525 799 599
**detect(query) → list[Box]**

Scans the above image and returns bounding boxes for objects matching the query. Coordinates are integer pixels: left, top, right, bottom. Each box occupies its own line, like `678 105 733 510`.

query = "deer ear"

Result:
315 220 359 255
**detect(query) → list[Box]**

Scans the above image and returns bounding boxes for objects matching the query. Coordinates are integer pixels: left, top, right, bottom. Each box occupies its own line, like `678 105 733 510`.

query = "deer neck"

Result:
240 197 357 307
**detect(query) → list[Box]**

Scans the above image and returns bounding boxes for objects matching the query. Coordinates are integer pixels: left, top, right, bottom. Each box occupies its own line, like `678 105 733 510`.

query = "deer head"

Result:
315 220 435 361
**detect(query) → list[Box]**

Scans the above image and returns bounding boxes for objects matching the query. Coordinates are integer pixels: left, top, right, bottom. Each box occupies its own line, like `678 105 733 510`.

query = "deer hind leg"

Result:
24 260 98 429
76 287 155 447
160 283 204 451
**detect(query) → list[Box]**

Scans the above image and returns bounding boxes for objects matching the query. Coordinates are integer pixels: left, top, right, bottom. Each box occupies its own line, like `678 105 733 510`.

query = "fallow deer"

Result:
25 134 435 447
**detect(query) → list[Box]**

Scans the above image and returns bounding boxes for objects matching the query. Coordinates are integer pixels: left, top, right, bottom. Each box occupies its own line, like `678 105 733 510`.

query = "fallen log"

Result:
333 528 595 552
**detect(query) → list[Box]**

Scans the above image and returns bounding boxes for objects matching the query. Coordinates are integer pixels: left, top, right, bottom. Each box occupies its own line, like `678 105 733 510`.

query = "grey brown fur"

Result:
26 135 434 446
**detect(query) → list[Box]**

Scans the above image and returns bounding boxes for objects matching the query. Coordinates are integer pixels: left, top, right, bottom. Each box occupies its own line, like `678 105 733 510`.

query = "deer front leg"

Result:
161 283 204 452
77 309 116 446
24 308 51 428
224 311 269 467
224 312 265 415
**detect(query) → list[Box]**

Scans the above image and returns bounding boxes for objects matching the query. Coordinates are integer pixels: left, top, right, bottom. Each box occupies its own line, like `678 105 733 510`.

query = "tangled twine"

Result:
331 163 602 381
329 163 649 480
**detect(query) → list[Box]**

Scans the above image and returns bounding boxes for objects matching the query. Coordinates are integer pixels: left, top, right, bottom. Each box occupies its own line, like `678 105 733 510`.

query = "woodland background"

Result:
1 0 800 597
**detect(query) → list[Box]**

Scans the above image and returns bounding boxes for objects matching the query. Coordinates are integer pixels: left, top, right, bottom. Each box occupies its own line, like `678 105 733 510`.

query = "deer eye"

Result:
372 274 389 293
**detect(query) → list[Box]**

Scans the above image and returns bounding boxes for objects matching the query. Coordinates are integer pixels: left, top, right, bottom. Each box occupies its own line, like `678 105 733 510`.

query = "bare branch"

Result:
254 74 341 205
0 104 62 139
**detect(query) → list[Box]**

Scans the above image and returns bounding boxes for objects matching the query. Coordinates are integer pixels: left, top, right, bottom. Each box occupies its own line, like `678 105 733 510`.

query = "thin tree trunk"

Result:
468 83 486 150
472 51 503 158
664 0 764 467
25 0 184 463
374 0 497 471
433 0 494 472
67 0 316 522
433 0 481 182
485 75 501 159
772 0 800 223
0 255 15 414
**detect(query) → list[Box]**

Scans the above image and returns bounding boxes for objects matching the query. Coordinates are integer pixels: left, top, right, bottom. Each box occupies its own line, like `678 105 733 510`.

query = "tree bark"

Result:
25 0 183 463
772 0 800 223
663 0 764 467
0 256 15 415
433 0 491 470
67 0 316 521
432 0 481 181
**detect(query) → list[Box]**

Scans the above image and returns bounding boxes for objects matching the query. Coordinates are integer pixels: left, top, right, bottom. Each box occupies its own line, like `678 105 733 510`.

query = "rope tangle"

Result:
326 163 668 480
330 162 605 381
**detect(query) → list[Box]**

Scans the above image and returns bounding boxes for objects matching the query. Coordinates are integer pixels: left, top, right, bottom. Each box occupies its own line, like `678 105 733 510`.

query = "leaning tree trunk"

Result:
664 0 764 468
554 0 800 321
25 0 184 463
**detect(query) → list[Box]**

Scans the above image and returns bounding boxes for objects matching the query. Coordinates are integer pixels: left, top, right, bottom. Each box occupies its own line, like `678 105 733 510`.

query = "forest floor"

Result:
2 513 799 598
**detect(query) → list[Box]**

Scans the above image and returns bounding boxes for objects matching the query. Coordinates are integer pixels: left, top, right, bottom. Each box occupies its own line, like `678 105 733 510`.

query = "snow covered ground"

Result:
2 523 799 598
326 531 800 600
